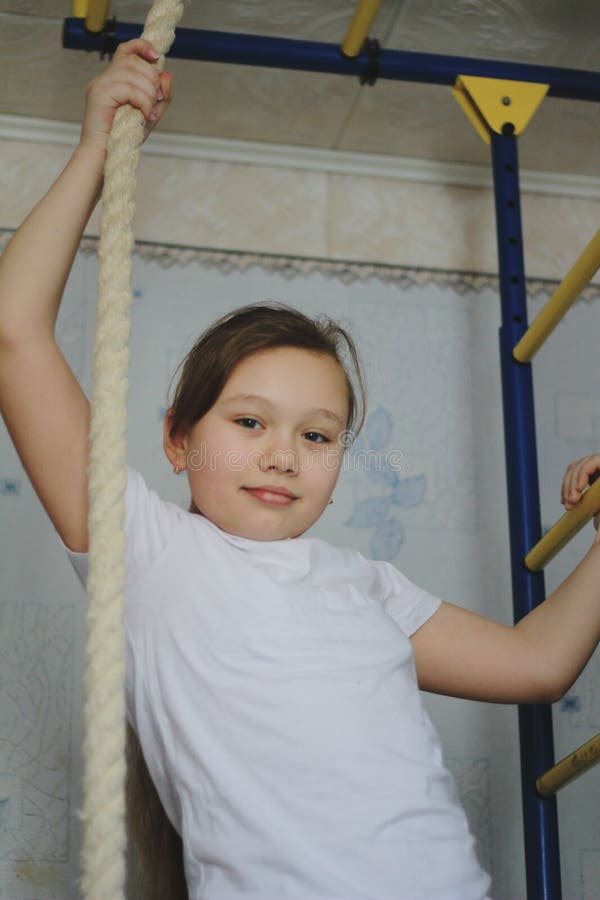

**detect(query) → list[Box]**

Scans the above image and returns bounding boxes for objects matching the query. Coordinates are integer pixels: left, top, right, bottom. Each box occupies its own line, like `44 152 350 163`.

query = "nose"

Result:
260 436 299 474
265 449 298 474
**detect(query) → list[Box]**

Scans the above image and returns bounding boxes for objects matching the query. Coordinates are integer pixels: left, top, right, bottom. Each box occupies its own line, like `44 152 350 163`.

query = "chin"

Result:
217 518 289 542
253 525 296 542
248 519 305 542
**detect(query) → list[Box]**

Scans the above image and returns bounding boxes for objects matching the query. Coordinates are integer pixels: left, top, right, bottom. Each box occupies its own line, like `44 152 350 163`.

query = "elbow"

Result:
528 666 570 706
536 684 565 706
547 674 573 705
515 632 575 705
0 327 18 354
522 685 563 706
0 308 27 349
0 325 53 357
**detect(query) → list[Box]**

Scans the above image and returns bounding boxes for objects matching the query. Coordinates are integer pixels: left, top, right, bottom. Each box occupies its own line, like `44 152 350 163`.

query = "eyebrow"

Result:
221 394 345 427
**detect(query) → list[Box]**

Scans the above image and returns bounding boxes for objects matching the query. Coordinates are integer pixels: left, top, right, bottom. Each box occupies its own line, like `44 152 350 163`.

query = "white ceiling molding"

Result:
2 113 600 200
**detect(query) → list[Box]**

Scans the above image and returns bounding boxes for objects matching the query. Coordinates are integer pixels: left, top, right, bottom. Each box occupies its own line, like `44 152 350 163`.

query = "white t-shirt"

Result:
66 468 491 900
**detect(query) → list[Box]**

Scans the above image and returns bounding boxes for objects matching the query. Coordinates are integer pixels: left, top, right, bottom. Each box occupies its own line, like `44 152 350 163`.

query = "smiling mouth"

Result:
243 486 298 506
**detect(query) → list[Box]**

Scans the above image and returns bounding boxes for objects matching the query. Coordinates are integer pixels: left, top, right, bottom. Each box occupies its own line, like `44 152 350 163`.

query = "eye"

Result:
235 417 262 430
303 431 329 444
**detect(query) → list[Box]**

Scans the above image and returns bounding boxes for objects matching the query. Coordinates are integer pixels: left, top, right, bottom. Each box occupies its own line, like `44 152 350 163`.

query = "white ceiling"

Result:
2 1 600 177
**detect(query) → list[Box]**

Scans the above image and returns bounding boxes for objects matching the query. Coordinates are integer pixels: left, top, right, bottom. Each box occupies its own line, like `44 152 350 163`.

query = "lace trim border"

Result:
2 229 599 302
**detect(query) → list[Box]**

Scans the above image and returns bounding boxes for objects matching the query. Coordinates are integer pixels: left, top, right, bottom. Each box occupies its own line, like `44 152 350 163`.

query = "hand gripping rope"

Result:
81 1 184 897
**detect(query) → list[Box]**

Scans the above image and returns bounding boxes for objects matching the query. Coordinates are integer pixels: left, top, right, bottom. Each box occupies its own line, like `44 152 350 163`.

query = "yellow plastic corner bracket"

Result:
524 475 600 572
342 0 383 58
452 75 548 144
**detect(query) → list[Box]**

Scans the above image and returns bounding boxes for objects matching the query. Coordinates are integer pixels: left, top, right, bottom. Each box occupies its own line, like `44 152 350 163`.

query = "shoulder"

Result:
308 536 377 577
307 539 441 635
307 538 403 597
62 465 210 584
370 558 443 636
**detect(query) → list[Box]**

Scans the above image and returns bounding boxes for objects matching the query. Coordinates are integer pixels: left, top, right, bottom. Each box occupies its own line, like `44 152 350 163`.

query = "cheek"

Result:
309 447 343 484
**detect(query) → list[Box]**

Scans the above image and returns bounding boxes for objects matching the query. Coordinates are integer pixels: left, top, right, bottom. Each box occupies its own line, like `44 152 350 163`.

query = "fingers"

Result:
111 39 170 123
113 38 161 65
102 57 160 119
561 454 600 509
159 70 173 103
139 70 172 142
150 70 173 123
82 39 172 149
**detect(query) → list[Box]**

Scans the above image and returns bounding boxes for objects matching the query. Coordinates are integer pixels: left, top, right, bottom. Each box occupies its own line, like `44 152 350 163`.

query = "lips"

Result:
243 485 298 505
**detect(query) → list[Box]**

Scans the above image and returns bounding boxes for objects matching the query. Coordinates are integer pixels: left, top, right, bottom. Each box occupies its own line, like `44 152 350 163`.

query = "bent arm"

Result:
412 540 600 705
0 39 170 553
0 143 104 343
0 144 104 550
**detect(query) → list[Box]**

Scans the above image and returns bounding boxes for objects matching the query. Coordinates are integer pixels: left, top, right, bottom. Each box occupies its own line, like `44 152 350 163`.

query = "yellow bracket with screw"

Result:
453 75 548 143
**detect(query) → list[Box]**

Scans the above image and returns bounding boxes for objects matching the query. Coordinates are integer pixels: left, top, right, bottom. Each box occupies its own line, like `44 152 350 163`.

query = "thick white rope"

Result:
82 2 185 897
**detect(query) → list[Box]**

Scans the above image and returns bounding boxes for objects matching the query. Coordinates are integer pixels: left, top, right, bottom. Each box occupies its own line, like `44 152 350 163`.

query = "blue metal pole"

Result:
62 19 600 102
491 130 561 900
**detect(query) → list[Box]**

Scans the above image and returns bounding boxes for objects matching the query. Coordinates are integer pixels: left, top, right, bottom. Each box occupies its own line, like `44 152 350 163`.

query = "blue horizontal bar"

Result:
63 19 600 103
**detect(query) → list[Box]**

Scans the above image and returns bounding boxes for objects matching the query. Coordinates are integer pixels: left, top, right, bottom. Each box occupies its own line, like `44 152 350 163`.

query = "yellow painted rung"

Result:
453 76 548 144
342 0 383 58
72 0 88 16
514 228 600 362
537 732 600 796
83 0 110 33
524 476 600 572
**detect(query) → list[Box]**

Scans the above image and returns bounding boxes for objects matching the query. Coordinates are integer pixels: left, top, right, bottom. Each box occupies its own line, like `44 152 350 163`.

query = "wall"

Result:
1 130 600 899
2 128 600 278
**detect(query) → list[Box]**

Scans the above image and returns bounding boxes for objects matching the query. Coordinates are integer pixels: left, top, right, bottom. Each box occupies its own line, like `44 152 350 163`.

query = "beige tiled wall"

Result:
1 136 599 283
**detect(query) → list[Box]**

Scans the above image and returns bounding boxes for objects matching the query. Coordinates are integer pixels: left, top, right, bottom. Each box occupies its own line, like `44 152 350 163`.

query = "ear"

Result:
163 408 188 469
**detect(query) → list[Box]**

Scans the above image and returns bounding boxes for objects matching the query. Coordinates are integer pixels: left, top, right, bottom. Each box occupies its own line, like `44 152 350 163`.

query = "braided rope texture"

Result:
82 2 185 897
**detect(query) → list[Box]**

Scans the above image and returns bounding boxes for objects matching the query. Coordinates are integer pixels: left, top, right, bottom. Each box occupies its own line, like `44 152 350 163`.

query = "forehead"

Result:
221 347 349 412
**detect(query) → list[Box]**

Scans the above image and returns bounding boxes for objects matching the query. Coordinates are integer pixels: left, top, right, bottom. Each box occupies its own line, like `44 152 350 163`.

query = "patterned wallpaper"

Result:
1 240 600 899
2 134 600 285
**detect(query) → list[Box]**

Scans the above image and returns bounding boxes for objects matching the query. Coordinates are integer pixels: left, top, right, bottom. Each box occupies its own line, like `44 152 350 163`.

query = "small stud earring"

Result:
173 462 185 475
328 498 334 506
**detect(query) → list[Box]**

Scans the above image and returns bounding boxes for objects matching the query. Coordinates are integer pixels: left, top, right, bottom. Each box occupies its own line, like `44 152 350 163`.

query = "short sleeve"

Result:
61 466 177 587
374 560 442 636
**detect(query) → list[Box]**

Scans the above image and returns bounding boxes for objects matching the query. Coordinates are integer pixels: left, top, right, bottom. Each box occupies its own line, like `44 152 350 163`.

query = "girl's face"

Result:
168 347 350 541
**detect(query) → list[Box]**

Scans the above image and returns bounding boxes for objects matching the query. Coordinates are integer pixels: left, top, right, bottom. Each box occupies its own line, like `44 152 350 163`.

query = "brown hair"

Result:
126 303 366 898
168 302 366 441
125 724 187 899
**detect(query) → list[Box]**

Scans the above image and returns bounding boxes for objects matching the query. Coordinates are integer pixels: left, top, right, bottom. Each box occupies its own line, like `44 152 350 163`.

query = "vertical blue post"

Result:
491 131 561 899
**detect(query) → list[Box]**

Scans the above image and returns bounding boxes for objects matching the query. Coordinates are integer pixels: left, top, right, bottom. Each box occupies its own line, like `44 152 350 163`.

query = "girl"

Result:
1 39 600 900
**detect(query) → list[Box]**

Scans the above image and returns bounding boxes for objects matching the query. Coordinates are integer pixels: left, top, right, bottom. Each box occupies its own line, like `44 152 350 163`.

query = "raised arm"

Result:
0 39 171 551
411 455 600 704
